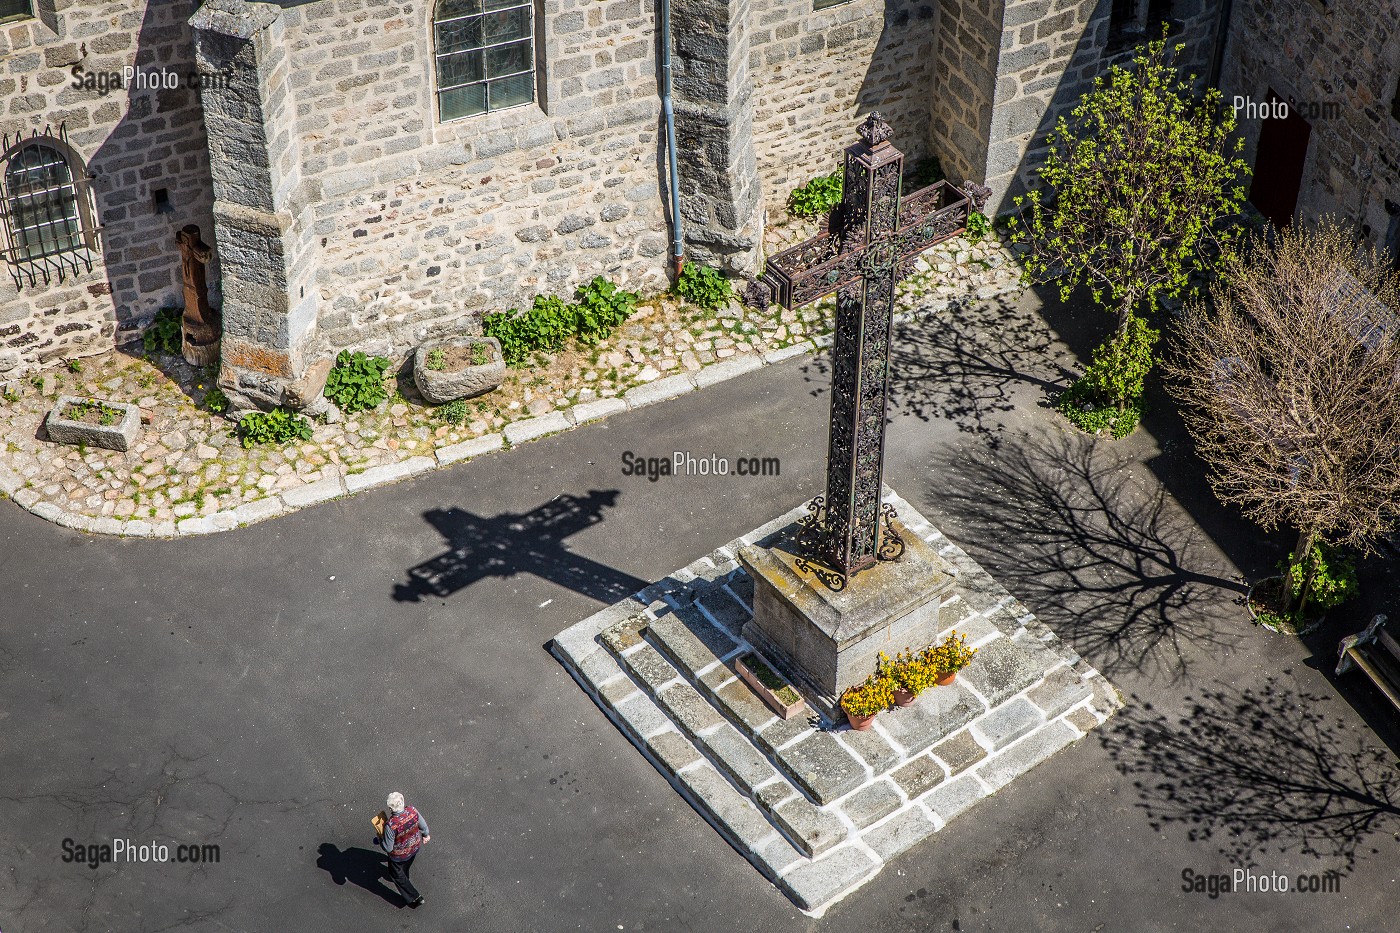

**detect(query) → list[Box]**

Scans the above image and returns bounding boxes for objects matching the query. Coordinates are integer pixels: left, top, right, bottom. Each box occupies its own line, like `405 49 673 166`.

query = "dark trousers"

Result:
387 853 421 903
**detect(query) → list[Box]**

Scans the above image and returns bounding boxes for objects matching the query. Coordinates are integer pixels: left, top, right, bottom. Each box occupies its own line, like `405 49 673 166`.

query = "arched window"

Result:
1 129 98 284
433 0 536 121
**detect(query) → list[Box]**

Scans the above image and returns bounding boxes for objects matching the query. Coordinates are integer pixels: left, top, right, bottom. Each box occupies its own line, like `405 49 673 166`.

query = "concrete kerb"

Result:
0 341 813 538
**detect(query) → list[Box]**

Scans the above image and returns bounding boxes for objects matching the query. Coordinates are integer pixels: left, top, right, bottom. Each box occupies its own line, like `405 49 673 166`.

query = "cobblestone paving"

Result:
0 230 1023 536
553 490 1121 917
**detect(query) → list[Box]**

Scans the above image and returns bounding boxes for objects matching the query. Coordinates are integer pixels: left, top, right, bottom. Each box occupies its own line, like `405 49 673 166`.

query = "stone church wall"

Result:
0 0 215 380
1220 0 1400 255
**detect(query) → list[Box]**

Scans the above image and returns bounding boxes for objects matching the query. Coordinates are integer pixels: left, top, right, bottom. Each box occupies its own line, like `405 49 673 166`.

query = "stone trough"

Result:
44 396 142 452
552 489 1121 916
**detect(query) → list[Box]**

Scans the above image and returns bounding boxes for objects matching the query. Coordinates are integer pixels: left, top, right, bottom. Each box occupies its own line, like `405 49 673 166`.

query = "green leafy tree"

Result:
1015 37 1250 425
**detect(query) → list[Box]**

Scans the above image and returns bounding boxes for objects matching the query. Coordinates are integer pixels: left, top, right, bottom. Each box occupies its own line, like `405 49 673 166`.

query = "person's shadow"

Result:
315 843 405 907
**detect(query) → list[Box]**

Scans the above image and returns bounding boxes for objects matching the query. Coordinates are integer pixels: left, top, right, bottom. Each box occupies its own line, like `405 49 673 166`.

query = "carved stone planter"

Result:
45 395 142 452
736 652 808 720
413 336 505 405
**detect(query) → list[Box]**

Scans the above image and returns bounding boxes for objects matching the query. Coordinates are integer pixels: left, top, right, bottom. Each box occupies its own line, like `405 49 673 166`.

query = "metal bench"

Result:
1337 615 1400 710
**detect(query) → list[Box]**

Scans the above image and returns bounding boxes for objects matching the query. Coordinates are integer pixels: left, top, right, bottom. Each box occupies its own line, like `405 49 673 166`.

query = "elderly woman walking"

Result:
377 791 430 907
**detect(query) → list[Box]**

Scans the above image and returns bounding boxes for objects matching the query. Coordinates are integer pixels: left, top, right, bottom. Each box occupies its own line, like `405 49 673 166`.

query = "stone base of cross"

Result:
745 113 988 588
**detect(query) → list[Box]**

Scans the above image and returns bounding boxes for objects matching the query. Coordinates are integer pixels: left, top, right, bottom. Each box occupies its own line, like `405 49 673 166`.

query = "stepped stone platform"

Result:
551 490 1122 916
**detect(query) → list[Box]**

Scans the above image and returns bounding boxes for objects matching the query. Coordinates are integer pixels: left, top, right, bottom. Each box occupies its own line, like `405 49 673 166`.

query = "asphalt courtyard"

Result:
2 290 1394 932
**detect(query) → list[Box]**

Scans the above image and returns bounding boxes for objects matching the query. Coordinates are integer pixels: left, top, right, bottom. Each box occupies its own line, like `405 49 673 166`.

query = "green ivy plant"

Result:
674 261 733 315
237 407 313 448
142 307 184 356
788 172 843 218
323 350 392 413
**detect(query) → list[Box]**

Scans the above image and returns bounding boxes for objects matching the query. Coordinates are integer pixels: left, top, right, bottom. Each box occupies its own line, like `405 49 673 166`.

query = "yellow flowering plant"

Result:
839 670 895 718
926 631 977 676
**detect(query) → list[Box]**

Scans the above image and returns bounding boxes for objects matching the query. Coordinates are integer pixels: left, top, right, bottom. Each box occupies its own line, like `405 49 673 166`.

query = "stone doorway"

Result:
1249 89 1312 229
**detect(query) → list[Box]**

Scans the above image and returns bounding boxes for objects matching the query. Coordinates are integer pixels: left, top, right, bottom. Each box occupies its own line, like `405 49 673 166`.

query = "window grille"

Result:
1 125 99 288
434 0 536 121
0 0 33 25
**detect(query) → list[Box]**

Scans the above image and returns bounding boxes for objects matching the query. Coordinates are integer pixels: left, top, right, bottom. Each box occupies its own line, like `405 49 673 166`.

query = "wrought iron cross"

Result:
745 113 989 588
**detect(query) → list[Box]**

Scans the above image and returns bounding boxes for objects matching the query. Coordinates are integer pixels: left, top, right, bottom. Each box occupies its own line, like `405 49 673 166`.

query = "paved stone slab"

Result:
1027 666 1093 718
435 432 503 464
1066 706 1100 734
620 644 679 694
977 719 1079 792
972 697 1044 751
646 729 702 773
233 497 285 526
877 682 982 754
598 675 638 709
705 723 779 792
759 834 805 875
756 779 797 812
959 636 1049 707
919 772 986 822
649 602 738 675
757 714 817 755
614 692 670 740
279 475 345 508
762 342 812 364
953 564 1012 616
890 754 946 798
599 614 648 655
713 677 778 734
696 586 752 636
862 806 938 861
568 397 627 424
677 764 775 854
504 411 571 445
345 455 435 493
775 732 866 804
840 727 900 775
624 373 695 408
839 779 903 829
935 595 1000 645
772 796 849 858
931 730 987 776
657 682 726 737
778 846 879 912
694 353 764 388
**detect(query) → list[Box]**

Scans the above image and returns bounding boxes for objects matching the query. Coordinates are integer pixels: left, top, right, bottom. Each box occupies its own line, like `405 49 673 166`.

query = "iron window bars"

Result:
434 0 536 121
1 125 100 288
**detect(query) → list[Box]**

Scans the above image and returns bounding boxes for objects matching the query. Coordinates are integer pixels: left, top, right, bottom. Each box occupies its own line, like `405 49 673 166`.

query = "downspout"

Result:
659 0 685 278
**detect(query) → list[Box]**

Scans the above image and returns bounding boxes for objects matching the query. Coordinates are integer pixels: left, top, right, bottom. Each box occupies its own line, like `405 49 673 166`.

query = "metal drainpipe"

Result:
659 0 685 278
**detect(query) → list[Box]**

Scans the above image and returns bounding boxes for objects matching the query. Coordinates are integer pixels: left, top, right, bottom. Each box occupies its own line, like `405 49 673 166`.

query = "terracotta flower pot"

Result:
935 671 957 686
893 687 917 707
845 710 877 731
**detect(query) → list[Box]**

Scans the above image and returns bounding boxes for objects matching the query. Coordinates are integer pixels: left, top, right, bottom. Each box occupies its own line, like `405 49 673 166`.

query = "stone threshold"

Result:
552 490 1121 917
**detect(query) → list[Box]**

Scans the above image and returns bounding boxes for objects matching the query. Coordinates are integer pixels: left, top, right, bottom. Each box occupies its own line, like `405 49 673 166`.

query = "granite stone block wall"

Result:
1220 0 1400 255
0 0 216 380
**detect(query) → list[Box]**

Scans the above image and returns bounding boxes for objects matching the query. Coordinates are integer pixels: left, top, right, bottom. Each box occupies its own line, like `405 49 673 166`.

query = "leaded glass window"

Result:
434 0 536 121
4 144 83 262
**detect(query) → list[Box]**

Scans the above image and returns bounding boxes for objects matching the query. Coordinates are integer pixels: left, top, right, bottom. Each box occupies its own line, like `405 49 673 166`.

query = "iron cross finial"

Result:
857 112 894 149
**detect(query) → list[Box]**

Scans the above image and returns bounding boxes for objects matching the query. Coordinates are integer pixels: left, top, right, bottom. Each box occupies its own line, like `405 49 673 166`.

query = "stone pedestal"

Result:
737 517 958 708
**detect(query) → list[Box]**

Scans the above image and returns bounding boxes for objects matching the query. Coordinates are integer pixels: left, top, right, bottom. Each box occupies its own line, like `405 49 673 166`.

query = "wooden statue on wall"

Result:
176 224 221 367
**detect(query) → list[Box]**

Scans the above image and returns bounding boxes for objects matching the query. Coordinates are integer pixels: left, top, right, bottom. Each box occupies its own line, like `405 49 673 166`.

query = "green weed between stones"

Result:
237 408 313 448
675 261 734 315
203 386 230 414
436 398 469 424
483 276 639 367
787 171 842 218
324 350 393 413
425 348 447 371
142 307 184 356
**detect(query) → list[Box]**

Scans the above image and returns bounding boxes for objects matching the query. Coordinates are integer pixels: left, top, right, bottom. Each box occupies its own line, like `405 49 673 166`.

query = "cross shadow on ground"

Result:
392 489 649 605
934 430 1246 683
1102 676 1400 872
315 844 404 907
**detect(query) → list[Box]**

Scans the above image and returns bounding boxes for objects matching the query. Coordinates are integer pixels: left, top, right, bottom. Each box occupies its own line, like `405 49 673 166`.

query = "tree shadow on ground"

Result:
392 489 649 605
315 843 404 907
1102 676 1400 872
935 430 1245 682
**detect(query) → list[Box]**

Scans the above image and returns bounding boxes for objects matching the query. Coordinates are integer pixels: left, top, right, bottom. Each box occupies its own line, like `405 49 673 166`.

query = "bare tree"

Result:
1166 220 1400 609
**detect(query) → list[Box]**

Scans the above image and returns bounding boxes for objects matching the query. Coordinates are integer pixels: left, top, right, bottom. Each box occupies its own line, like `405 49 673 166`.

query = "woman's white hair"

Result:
386 791 406 813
